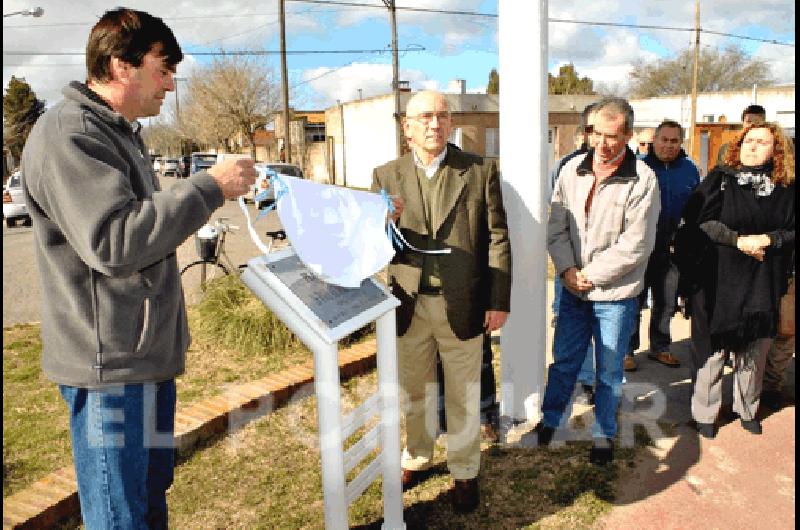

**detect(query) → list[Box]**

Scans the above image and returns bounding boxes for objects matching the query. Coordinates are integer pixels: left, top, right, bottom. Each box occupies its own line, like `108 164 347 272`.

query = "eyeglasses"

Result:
407 112 451 124
639 142 648 147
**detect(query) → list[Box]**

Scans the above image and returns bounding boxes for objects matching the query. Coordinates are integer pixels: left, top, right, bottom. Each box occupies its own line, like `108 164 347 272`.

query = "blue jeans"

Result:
554 276 595 386
542 289 639 438
60 381 176 530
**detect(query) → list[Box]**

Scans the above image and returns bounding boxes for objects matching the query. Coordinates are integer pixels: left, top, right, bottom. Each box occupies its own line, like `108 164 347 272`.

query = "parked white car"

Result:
248 163 304 209
160 158 180 177
3 171 31 227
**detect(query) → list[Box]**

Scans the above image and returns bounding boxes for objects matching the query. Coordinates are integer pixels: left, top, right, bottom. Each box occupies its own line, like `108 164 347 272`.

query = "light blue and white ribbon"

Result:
380 189 452 255
238 171 289 254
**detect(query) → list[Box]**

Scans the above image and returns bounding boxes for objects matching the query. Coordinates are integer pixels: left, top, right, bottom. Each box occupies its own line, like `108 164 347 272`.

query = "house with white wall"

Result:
630 84 795 134
324 87 500 189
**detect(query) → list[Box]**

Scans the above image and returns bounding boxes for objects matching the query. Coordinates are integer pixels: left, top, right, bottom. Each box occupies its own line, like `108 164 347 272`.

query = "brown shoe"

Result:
451 478 480 513
648 351 680 367
623 356 638 372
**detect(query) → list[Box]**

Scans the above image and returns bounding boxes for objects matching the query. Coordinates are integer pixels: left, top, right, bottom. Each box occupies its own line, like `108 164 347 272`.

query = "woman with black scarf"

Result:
675 122 795 439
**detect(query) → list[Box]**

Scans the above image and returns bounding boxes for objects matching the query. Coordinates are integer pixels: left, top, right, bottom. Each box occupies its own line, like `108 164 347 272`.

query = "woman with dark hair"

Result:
676 122 795 438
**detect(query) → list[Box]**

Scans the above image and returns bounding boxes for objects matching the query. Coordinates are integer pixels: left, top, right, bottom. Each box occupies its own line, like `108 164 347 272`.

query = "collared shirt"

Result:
413 146 447 179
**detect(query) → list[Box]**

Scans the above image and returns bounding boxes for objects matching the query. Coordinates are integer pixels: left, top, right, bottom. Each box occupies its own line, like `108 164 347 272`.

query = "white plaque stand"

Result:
242 248 406 530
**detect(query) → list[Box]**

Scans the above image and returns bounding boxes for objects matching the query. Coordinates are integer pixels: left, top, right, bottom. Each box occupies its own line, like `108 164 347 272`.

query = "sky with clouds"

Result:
2 0 795 114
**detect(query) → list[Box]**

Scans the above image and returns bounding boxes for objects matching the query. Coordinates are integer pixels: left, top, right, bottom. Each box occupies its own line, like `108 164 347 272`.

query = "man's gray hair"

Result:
593 97 634 133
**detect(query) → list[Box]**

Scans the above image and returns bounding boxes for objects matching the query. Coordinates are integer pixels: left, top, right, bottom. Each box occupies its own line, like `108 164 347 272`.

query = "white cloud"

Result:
299 62 436 108
335 0 493 56
2 0 793 115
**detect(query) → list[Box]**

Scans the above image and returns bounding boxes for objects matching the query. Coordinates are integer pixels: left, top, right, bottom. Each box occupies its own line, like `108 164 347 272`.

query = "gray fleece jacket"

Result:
21 82 224 388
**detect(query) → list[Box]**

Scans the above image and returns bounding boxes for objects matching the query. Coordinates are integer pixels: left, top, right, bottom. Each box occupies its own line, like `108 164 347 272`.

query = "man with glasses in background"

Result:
636 128 656 157
548 103 599 403
371 90 511 513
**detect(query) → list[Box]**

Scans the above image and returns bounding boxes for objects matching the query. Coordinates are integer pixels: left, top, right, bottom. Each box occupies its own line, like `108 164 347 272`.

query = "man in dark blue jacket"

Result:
629 120 700 368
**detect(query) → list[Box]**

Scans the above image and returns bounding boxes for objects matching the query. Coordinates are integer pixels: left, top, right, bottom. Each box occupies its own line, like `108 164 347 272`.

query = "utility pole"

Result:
173 77 186 156
280 0 291 163
688 0 700 161
383 0 402 157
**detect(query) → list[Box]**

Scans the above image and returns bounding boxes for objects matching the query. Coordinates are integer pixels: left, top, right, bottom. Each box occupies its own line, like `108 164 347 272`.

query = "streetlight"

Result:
3 6 44 17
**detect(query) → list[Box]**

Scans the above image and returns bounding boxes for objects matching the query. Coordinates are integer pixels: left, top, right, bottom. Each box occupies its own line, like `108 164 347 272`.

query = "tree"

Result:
487 68 499 95
629 45 774 98
180 55 280 157
548 63 595 95
141 121 183 157
3 76 45 163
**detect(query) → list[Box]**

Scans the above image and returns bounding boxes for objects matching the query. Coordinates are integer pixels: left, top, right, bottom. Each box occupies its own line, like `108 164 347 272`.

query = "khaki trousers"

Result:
397 294 483 480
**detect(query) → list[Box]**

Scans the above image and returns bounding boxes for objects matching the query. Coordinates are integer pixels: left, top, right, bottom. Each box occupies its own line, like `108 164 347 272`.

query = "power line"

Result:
288 2 795 47
3 45 426 57
1 7 331 27
3 4 794 48
286 0 496 17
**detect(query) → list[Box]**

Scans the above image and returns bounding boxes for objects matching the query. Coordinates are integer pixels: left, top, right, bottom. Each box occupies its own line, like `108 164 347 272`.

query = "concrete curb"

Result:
2 339 377 530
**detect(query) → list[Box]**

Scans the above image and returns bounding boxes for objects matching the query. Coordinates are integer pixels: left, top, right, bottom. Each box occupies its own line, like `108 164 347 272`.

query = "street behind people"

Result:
20 9 256 528
370 90 511 513
527 97 660 466
676 121 795 438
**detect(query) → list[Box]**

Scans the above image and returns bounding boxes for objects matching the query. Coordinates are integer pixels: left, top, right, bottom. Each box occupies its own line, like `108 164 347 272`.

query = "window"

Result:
485 128 499 157
448 128 463 149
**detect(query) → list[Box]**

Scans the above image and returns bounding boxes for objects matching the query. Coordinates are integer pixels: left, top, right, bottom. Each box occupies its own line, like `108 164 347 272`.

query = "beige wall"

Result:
303 143 328 183
547 112 585 161
451 112 499 156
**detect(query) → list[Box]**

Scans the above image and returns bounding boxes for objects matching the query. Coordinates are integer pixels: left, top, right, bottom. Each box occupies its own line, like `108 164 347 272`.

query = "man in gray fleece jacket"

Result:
21 8 255 529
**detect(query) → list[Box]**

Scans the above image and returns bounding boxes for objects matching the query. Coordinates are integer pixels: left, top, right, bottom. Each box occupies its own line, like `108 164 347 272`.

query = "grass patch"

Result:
164 370 642 529
189 274 302 356
3 277 373 498
2 324 72 498
5 276 645 529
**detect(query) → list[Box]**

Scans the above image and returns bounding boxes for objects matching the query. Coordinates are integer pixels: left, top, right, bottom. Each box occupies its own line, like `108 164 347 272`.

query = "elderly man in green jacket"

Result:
371 90 511 513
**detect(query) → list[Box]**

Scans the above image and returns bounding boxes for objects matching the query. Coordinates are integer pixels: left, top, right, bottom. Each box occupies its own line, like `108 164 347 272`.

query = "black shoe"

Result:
451 478 479 513
401 468 426 491
695 421 716 439
741 419 762 435
589 437 614 466
760 390 785 411
581 384 596 406
520 421 555 448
